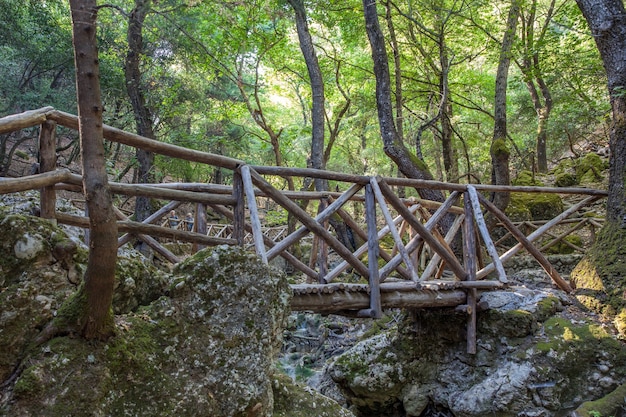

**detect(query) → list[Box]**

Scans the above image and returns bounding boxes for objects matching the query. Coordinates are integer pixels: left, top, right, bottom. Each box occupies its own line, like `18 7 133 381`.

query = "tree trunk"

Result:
439 50 458 183
490 0 521 218
385 1 404 142
385 3 407 198
362 0 445 206
69 0 117 340
571 0 626 330
125 0 155 222
517 0 555 173
536 105 551 172
288 0 327 192
575 0 626 226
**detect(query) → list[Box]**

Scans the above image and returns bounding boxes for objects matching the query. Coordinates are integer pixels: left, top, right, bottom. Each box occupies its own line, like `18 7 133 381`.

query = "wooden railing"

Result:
0 107 609 353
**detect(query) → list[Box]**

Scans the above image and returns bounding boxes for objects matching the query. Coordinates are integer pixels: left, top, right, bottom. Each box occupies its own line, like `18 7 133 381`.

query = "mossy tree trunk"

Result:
571 0 626 325
70 0 117 340
490 0 521 222
362 0 447 207
288 0 327 193
126 0 156 223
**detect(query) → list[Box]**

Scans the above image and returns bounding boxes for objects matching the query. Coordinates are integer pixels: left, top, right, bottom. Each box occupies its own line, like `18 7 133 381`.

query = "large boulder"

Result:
326 283 626 417
0 242 296 417
0 212 81 383
0 205 351 417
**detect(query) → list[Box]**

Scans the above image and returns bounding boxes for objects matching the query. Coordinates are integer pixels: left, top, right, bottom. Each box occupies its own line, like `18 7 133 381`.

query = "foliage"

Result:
0 0 75 113
0 0 609 186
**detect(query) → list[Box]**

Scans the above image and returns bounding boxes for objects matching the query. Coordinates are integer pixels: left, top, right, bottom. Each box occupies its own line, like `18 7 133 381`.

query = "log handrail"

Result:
0 107 611 343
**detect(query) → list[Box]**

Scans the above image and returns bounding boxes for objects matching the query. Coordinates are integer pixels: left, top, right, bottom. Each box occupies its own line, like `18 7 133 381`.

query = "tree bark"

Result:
490 0 521 218
570 0 626 332
125 0 155 222
575 0 626 226
288 0 327 192
69 0 117 340
439 45 458 183
517 0 555 173
362 0 445 205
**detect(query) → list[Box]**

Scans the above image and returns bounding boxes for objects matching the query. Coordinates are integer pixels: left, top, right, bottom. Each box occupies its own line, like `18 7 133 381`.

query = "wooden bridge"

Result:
0 107 608 353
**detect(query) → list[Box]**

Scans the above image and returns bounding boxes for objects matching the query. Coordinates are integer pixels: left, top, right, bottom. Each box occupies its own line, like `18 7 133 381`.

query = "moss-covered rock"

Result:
0 213 81 383
571 224 626 334
505 196 533 222
555 172 578 187
1 245 297 417
112 253 169 315
327 289 626 417
512 170 544 186
508 192 564 221
572 382 626 417
480 309 538 338
544 234 584 255
272 373 355 417
576 153 607 184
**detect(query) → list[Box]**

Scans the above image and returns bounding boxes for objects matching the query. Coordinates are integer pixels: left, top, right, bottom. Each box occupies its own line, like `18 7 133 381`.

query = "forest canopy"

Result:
0 0 610 186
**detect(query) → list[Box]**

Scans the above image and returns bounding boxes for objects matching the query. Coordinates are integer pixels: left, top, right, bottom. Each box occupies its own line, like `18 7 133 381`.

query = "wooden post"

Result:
246 167 370 277
376 179 468 280
39 120 57 220
463 192 477 355
232 170 245 246
365 183 382 318
476 195 601 280
240 165 268 264
193 202 207 252
466 185 507 283
476 192 574 293
309 234 320 272
318 198 329 283
369 177 419 280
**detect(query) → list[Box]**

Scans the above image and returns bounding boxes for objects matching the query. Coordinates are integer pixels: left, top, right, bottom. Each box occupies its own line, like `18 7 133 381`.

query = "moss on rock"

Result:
573 382 626 417
112 253 168 314
480 309 537 338
272 373 355 417
535 296 562 322
328 289 626 417
508 192 564 221
576 153 607 184
555 172 578 188
2 246 294 417
544 234 583 255
512 170 544 186
0 213 80 383
571 224 626 331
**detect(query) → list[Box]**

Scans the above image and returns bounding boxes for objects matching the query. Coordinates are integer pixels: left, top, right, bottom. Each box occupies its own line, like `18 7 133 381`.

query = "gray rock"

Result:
325 286 626 417
1 239 329 417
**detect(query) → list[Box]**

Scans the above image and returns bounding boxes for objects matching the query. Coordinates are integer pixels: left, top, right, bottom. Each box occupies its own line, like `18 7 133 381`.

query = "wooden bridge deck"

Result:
0 107 609 353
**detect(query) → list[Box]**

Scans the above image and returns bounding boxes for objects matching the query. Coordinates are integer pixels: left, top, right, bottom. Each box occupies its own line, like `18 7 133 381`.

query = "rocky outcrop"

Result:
324 284 626 417
272 373 355 417
0 212 81 384
0 209 350 417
